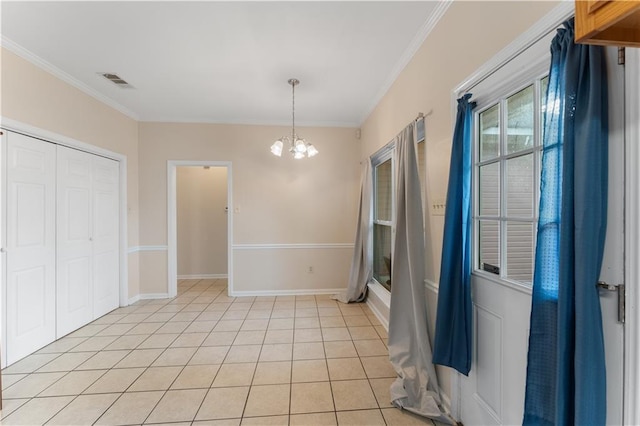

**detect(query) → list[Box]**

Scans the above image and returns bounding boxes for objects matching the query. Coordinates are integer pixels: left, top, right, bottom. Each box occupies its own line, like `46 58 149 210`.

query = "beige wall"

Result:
359 0 560 402
361 0 559 283
138 123 361 294
177 166 228 277
0 47 141 299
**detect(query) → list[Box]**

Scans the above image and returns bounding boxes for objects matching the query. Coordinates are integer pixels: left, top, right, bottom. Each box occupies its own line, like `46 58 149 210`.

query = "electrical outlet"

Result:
307 266 313 273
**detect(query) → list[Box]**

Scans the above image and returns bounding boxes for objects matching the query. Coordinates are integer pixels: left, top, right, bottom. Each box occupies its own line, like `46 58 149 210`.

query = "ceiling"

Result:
1 1 448 127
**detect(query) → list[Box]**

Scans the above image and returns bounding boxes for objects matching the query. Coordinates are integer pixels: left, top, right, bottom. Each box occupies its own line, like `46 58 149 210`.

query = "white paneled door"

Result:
459 45 625 425
6 132 57 365
91 154 120 319
57 146 120 336
56 146 94 337
3 130 121 365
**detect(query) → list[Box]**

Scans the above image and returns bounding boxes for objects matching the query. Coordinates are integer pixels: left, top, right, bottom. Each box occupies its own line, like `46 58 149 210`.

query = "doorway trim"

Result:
623 47 640 426
167 160 233 298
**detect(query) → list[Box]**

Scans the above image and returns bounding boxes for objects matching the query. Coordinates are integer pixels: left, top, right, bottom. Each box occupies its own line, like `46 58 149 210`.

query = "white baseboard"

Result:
127 245 168 254
366 298 389 331
178 274 228 279
140 293 171 300
129 293 171 305
129 293 169 305
229 288 342 297
366 281 390 331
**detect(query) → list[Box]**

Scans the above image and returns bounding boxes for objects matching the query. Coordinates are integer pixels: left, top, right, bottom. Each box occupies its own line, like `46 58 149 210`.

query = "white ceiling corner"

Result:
357 0 453 125
1 35 140 121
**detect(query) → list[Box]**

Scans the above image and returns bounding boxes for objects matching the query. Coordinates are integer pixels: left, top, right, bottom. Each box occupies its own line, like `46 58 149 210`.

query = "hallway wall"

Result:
177 166 228 278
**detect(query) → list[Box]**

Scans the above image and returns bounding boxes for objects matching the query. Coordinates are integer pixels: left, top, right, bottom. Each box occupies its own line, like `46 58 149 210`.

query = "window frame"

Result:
369 120 426 293
371 146 395 291
472 74 549 288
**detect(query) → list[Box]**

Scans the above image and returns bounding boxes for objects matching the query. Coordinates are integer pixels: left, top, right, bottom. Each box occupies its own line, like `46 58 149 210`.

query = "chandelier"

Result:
270 78 318 159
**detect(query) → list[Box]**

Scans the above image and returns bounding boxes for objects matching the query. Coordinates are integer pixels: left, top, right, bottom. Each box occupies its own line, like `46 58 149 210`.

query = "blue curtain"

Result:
523 19 608 425
433 93 475 376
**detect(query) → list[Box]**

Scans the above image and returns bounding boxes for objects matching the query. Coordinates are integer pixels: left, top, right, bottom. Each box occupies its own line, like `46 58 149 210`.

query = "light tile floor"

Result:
1 279 438 425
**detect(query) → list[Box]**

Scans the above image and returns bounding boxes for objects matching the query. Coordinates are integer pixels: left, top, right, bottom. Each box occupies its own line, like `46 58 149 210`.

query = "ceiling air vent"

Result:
100 73 134 88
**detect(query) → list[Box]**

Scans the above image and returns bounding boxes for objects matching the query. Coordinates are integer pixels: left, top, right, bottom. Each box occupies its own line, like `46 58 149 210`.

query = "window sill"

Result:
368 280 391 307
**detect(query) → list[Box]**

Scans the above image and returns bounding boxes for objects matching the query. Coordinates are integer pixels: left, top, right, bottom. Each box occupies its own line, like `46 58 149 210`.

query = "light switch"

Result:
431 198 446 216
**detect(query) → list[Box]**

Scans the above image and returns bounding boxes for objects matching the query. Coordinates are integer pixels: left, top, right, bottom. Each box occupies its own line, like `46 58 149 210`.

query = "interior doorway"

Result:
167 161 233 297
176 166 228 281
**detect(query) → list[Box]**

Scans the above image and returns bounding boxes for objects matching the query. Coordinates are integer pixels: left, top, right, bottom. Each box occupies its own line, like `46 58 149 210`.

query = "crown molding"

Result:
358 0 453 126
139 117 359 128
1 0 455 130
453 1 574 97
1 35 140 121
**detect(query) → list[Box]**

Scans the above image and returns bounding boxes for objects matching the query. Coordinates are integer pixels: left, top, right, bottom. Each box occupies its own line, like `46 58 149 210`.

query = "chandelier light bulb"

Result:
270 140 284 157
306 144 319 157
294 139 307 153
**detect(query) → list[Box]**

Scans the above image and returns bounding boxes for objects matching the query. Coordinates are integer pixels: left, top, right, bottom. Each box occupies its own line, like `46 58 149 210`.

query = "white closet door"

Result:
6 132 56 364
92 155 119 318
56 146 93 337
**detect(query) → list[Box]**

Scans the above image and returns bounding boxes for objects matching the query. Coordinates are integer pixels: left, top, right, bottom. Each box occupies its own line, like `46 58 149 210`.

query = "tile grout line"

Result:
94 277 218 425
2 279 407 425
158 277 230 424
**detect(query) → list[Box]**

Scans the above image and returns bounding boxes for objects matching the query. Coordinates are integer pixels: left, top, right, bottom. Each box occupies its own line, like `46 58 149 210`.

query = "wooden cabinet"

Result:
575 0 640 46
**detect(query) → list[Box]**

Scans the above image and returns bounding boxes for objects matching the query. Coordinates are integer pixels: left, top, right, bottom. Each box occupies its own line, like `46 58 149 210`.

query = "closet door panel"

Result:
92 156 119 318
6 132 56 364
56 146 93 337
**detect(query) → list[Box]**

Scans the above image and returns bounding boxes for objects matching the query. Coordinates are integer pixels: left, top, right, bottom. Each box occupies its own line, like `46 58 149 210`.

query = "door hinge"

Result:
597 281 625 323
618 47 626 65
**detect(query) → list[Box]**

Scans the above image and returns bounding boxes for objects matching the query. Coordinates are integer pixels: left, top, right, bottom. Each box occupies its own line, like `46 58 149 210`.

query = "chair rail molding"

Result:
232 243 354 250
128 245 168 254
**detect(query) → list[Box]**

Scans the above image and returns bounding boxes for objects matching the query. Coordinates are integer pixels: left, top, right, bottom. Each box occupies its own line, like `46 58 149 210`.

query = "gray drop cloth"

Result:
333 159 372 304
387 124 455 425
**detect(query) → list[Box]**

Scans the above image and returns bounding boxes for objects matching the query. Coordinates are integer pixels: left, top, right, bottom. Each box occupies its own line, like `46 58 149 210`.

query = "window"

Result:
373 155 393 291
371 120 425 292
475 76 548 285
